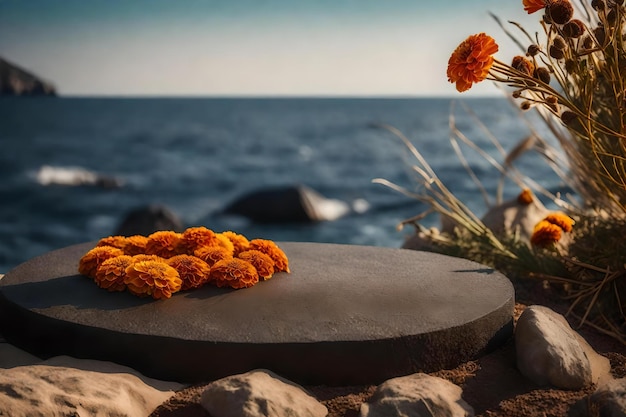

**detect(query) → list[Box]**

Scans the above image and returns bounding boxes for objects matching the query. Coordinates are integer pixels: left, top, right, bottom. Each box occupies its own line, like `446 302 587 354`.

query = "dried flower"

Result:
561 110 579 125
220 231 250 255
238 250 275 280
523 0 547 14
544 212 575 232
94 255 133 292
547 0 574 24
249 239 290 273
447 33 499 92
531 220 563 246
210 258 259 289
167 254 211 290
179 226 218 254
145 231 182 258
124 260 182 299
78 246 125 279
123 235 149 256
512 55 535 76
517 189 535 205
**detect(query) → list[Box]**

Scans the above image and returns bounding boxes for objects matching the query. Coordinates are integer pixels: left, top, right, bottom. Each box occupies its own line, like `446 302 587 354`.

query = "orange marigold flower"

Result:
221 231 250 255
517 189 534 205
248 239 290 273
94 255 133 292
210 258 259 289
167 254 211 290
123 235 149 256
531 220 563 247
132 254 166 263
78 246 125 279
96 235 128 250
523 0 547 14
145 231 182 258
544 212 575 232
194 246 232 267
447 33 498 92
179 226 218 254
238 250 275 280
215 233 235 255
124 260 182 299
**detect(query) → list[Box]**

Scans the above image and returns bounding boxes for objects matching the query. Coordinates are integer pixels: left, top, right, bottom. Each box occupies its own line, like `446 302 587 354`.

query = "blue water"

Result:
0 97 563 272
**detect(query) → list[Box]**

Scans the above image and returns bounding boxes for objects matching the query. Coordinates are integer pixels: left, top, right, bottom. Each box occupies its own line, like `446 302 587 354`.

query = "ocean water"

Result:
0 97 564 273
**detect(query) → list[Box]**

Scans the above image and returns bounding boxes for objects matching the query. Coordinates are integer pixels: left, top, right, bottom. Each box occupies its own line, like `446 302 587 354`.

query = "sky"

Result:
0 0 539 97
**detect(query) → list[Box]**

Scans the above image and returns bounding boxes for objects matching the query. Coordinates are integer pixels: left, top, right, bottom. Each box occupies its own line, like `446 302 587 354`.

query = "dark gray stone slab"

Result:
0 242 514 385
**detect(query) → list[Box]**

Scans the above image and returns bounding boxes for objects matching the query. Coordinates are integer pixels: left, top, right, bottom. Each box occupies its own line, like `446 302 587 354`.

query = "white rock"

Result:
0 355 183 417
481 195 550 243
200 369 327 417
515 305 610 389
360 373 474 417
589 377 626 416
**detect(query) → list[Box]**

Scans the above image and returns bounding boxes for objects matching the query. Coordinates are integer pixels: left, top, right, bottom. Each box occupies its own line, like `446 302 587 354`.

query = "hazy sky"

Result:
0 0 538 97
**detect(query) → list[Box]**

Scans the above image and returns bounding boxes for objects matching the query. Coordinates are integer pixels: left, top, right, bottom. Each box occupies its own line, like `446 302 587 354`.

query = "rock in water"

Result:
115 204 184 236
200 369 327 417
515 305 610 389
360 373 474 417
222 184 350 223
0 56 56 96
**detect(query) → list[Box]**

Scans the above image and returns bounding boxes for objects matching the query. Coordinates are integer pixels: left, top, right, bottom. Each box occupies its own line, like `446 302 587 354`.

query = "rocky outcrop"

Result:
200 369 327 417
0 56 57 96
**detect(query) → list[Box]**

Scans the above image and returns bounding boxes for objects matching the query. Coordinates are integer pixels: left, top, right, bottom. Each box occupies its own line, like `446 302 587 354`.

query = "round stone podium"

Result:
0 242 514 385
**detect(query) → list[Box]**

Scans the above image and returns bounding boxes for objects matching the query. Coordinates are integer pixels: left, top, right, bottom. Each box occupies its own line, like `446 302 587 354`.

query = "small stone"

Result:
515 305 610 389
200 369 327 417
569 377 626 417
360 373 474 417
0 356 182 417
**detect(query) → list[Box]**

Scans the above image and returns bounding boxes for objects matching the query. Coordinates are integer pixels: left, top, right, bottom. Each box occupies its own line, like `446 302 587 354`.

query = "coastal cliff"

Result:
0 57 56 96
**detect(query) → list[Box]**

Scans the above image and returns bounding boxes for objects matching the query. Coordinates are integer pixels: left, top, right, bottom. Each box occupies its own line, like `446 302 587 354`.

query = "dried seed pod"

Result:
527 44 541 56
535 67 552 84
549 45 566 59
563 19 586 38
547 0 574 24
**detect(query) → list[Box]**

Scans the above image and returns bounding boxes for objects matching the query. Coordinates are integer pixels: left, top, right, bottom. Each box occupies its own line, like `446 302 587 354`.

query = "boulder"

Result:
0 56 56 96
360 373 474 417
114 204 184 236
480 193 550 244
0 355 183 417
515 305 610 389
222 184 350 223
200 369 327 417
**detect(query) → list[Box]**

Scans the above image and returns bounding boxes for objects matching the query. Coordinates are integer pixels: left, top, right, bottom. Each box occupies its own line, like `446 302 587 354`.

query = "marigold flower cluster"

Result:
78 227 290 299
530 212 575 247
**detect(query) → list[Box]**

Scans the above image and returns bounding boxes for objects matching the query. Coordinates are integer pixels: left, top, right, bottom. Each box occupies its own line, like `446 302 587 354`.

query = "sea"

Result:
0 97 565 273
